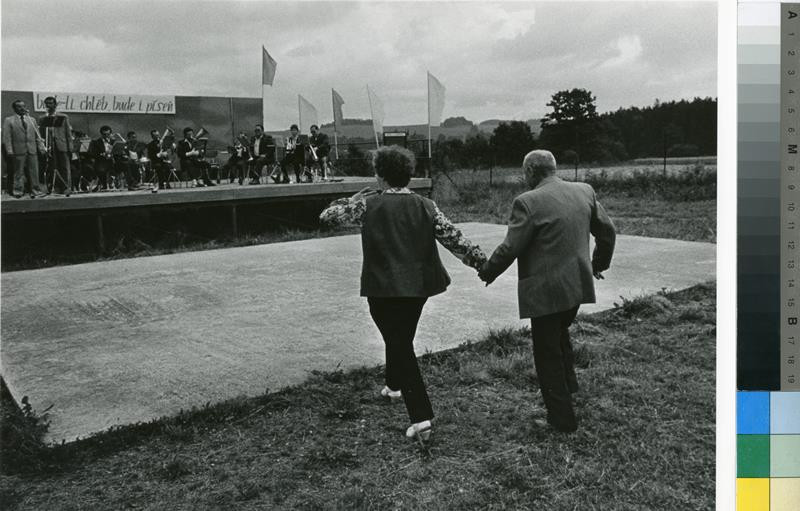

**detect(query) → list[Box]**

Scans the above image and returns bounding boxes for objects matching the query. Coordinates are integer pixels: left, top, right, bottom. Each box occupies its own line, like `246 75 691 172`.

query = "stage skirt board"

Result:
0 177 432 215
0 223 715 442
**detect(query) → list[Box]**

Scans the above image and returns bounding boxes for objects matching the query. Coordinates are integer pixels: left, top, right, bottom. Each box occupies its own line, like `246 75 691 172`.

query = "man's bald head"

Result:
523 150 557 188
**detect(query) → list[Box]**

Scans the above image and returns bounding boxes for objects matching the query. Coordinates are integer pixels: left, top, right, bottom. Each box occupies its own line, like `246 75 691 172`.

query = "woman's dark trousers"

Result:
368 297 434 423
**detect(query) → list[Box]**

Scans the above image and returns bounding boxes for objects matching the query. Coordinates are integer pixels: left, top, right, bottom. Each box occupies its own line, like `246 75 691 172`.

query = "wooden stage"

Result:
0 177 432 253
0 177 432 217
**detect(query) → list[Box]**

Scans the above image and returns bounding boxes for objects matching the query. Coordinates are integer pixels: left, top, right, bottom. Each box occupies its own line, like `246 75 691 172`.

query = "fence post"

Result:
230 204 238 238
96 214 105 253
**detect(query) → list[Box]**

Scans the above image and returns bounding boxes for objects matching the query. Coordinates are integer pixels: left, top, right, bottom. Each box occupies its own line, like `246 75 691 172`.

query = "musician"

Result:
70 130 88 191
115 131 143 191
248 124 274 184
2 100 47 198
309 124 331 181
278 124 303 184
38 96 73 194
226 132 250 185
88 125 115 191
146 129 173 190
177 127 215 187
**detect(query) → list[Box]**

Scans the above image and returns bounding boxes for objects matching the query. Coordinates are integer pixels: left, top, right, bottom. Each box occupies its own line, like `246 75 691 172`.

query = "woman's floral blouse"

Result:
320 187 487 270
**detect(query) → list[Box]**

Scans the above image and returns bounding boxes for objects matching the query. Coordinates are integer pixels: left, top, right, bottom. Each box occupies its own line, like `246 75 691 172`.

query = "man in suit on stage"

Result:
116 131 144 191
277 124 303 184
309 124 331 180
2 99 46 198
88 125 116 190
478 150 616 433
177 127 215 187
38 96 73 194
248 124 274 184
146 129 174 190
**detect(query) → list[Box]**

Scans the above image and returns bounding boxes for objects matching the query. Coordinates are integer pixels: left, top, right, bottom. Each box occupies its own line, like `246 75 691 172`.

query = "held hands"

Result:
593 271 604 280
477 261 495 287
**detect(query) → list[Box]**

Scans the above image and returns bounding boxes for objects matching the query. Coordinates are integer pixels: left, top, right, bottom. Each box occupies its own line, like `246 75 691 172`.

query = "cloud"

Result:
1 0 717 127
600 35 643 68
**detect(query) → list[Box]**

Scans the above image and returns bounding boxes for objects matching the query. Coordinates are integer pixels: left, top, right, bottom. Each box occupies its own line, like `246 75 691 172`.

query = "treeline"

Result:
601 98 716 159
434 94 716 169
327 92 716 170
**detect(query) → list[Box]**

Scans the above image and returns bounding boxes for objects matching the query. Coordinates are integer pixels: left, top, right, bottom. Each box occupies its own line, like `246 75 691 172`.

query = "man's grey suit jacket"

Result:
482 175 616 319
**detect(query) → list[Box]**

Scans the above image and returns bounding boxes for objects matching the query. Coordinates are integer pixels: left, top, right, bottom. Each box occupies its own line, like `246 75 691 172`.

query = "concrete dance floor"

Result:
0 223 715 442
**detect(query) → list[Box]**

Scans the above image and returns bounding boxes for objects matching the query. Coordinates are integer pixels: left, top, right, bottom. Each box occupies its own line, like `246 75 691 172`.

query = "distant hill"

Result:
266 118 542 143
477 119 542 137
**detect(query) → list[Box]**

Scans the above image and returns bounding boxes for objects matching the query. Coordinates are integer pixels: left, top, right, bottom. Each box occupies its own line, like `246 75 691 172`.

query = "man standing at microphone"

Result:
38 96 73 195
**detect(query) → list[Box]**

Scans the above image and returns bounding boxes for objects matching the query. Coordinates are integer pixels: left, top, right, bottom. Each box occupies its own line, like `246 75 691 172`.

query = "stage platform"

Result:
0 223 716 442
0 177 432 217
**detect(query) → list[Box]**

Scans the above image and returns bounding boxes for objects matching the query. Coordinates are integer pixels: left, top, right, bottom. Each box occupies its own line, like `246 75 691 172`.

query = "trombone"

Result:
157 126 175 158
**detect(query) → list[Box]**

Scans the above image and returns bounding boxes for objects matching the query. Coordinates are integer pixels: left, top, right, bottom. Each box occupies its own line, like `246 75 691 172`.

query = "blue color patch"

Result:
738 391 771 434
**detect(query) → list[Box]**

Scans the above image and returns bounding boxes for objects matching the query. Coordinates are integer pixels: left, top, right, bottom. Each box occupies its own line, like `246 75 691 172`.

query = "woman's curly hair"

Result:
371 145 416 187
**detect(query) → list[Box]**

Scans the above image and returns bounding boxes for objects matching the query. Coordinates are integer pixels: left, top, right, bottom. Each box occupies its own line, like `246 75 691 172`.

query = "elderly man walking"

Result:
2 100 46 198
479 150 616 432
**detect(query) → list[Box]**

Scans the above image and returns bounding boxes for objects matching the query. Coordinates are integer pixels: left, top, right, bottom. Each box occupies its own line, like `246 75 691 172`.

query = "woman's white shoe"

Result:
380 386 402 399
405 420 432 445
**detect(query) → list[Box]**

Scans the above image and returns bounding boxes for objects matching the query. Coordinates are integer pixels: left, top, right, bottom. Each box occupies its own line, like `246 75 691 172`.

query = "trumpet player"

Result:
116 131 143 191
88 125 115 191
38 96 73 195
277 124 303 184
309 124 330 181
177 127 215 187
146 129 173 190
223 133 248 185
248 124 274 185
2 99 46 198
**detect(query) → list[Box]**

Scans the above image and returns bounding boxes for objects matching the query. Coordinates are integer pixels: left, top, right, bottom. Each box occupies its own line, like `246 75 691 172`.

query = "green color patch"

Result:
737 435 770 478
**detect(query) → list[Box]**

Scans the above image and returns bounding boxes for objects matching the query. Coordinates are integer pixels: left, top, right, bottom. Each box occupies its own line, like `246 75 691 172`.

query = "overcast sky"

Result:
1 1 716 127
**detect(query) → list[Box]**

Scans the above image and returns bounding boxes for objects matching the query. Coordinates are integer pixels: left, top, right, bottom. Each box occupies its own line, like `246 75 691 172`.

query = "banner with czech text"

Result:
33 92 176 114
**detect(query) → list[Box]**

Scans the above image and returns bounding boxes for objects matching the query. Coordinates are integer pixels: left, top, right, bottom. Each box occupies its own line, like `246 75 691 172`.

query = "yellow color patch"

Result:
737 478 769 511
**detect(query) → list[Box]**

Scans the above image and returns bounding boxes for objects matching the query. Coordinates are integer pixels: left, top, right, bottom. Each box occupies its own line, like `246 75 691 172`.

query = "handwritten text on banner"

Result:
33 92 176 115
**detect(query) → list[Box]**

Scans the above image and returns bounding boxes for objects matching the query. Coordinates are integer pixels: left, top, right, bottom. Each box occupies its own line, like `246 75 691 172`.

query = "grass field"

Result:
433 163 716 243
0 282 714 510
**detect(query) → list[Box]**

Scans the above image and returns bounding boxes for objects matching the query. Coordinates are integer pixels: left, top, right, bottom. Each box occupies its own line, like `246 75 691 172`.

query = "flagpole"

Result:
368 86 380 149
427 72 433 177
332 89 339 159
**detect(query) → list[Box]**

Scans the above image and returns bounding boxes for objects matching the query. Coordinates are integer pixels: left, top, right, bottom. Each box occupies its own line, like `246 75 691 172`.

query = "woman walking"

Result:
320 146 486 444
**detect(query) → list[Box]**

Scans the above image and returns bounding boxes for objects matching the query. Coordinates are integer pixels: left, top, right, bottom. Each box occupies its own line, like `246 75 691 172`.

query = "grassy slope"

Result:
432 166 716 243
1 283 715 510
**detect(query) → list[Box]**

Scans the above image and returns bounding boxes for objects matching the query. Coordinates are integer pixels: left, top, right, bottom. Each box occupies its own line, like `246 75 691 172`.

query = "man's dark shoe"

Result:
533 417 577 433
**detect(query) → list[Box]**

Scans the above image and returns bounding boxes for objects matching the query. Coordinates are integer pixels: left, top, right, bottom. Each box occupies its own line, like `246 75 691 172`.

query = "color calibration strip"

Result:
737 392 800 509
738 2 800 510
780 2 800 392
739 1 781 391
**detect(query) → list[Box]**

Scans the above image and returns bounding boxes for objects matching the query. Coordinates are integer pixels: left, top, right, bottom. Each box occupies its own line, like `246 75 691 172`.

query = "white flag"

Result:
298 95 318 133
367 85 384 137
427 71 446 127
262 46 277 86
332 88 345 129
